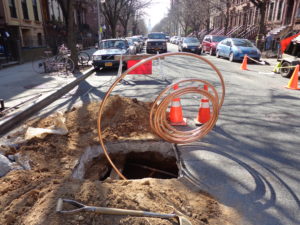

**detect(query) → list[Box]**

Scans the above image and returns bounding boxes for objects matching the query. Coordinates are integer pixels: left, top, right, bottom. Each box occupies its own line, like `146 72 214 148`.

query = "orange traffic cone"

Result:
169 84 187 126
241 55 248 70
195 85 210 125
285 65 300 90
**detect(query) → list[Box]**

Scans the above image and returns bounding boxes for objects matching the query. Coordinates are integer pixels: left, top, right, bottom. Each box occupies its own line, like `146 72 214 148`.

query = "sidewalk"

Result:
0 48 96 109
0 48 96 135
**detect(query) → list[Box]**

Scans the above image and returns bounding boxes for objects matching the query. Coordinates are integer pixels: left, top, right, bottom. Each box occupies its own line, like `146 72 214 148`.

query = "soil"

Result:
0 95 241 225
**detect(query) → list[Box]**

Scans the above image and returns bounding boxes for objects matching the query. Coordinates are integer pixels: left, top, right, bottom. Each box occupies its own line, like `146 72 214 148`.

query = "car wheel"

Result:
201 48 206 54
280 61 293 78
178 47 181 52
216 50 220 58
229 53 235 62
209 48 214 56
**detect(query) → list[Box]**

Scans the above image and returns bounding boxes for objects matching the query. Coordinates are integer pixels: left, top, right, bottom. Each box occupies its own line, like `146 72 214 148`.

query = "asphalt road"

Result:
2 43 300 225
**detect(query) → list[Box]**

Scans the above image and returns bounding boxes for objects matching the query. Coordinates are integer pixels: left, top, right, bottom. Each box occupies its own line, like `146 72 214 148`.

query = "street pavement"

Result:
0 43 299 225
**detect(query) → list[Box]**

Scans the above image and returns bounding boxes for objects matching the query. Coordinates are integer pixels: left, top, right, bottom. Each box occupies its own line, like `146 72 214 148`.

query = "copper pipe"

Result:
97 52 225 180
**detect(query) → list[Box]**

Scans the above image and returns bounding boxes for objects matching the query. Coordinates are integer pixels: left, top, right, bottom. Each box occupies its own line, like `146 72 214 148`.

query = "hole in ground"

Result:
84 151 178 180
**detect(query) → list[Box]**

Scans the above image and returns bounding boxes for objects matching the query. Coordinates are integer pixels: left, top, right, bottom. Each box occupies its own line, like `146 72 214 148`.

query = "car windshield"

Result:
233 39 254 47
99 40 127 49
212 36 227 42
184 38 199 43
148 33 166 39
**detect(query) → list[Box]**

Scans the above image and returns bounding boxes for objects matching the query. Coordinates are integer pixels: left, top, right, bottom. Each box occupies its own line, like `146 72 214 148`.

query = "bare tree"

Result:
101 0 133 38
186 0 209 38
119 0 151 36
57 0 78 68
167 0 212 37
211 0 231 35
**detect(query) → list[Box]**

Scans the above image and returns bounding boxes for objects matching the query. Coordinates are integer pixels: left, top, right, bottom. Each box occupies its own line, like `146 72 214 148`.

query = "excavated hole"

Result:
72 141 179 180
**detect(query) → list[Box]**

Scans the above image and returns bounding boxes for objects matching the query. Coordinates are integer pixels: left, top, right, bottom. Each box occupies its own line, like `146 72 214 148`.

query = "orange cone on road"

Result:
241 55 248 70
195 85 210 125
285 65 300 90
169 84 187 126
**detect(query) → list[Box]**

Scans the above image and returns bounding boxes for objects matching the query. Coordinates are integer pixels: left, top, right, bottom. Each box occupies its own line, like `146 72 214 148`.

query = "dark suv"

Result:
201 35 227 55
146 32 167 54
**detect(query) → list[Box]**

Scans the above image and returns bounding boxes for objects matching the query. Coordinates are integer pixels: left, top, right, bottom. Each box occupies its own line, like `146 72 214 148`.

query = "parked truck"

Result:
279 33 300 78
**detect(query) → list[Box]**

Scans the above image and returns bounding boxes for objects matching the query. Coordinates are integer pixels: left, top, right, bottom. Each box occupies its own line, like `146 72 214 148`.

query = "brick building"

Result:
0 0 45 64
211 0 300 44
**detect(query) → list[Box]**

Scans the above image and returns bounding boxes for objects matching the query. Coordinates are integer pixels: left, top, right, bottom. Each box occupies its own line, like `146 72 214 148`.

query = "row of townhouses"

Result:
0 0 98 65
211 0 300 39
210 0 300 51
170 0 300 53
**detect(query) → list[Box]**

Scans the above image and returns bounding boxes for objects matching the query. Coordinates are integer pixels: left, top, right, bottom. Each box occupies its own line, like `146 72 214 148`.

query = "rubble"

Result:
0 95 241 225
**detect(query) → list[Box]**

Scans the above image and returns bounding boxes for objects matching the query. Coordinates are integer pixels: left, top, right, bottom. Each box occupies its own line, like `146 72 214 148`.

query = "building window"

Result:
277 1 283 20
8 0 17 18
268 2 274 21
32 0 39 21
22 0 29 20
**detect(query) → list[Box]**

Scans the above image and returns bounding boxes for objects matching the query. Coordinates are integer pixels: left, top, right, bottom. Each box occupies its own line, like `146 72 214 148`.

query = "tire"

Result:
59 58 75 73
32 56 47 74
209 48 214 56
78 52 90 65
229 52 234 62
280 61 293 78
216 50 220 58
201 48 206 54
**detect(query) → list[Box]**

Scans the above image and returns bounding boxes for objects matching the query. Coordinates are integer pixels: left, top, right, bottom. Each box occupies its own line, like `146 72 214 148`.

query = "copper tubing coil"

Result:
97 52 226 180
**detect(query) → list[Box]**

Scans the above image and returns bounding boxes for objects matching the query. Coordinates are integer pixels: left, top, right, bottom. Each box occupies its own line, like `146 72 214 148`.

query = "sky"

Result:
144 0 170 30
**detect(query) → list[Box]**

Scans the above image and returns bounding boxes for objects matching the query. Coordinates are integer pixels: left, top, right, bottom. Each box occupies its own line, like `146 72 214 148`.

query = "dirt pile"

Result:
0 95 240 225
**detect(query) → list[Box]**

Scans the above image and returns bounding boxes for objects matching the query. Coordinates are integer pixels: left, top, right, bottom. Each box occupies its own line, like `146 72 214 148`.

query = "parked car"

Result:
201 35 227 55
175 37 183 45
129 37 142 53
92 39 132 70
216 38 261 62
125 38 137 55
146 32 167 54
132 35 144 47
178 37 201 53
170 36 178 44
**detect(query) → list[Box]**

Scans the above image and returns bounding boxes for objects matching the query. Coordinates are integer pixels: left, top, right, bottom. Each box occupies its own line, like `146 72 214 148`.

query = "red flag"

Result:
280 33 300 53
127 60 152 75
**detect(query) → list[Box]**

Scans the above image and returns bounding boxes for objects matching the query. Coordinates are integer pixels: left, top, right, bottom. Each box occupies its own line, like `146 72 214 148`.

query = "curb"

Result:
0 67 95 137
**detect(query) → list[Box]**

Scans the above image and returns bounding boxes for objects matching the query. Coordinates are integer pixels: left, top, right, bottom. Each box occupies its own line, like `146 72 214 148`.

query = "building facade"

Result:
40 0 97 52
0 0 45 63
211 0 300 42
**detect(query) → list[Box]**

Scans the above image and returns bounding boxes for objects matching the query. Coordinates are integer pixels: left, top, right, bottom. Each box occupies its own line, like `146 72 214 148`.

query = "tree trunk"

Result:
122 22 128 36
111 24 117 38
258 2 266 36
224 0 231 35
256 2 267 50
67 0 78 69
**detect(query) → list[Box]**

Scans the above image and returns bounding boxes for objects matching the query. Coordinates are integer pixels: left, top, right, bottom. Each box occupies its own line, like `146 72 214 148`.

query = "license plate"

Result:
191 49 195 51
105 62 112 67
